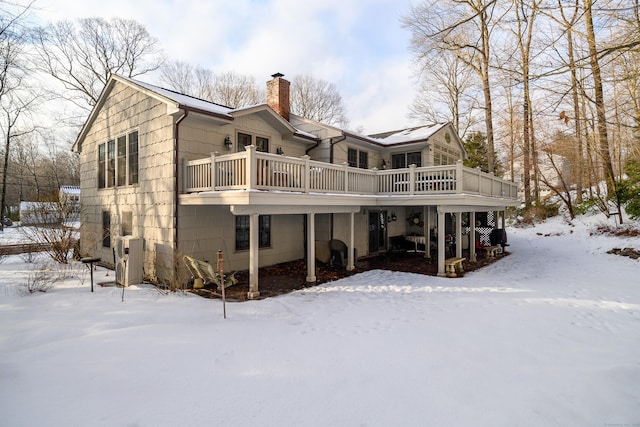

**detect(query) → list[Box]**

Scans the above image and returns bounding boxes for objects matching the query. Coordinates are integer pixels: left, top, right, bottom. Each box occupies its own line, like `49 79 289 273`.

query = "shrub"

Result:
20 269 54 295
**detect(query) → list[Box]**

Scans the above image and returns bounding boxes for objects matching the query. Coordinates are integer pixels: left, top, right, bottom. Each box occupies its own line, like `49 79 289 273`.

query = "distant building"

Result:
19 201 59 225
19 186 81 225
59 185 81 214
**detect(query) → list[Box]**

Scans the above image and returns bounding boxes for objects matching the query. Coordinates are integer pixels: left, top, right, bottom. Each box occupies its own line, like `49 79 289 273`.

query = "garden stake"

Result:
217 250 226 319
121 258 126 302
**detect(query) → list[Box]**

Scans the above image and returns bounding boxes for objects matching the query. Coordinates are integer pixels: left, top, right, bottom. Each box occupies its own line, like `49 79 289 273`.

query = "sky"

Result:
32 0 421 134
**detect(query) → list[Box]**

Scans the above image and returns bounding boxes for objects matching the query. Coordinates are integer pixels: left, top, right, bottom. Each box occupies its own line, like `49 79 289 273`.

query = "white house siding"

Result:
289 116 340 163
176 115 311 275
178 205 305 272
78 81 176 283
177 113 308 166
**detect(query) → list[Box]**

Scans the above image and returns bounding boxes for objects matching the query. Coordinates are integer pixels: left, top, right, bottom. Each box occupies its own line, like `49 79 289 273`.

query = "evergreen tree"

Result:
463 131 501 175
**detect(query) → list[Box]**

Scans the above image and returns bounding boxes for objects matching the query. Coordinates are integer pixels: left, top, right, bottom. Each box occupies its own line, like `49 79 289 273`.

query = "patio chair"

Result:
182 255 237 291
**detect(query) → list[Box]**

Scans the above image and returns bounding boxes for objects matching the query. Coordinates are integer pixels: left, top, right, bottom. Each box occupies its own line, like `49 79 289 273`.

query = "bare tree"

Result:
161 64 262 108
409 50 480 138
1 91 38 230
0 0 36 230
509 0 542 207
19 198 79 264
554 0 586 203
33 17 164 112
212 71 263 108
160 60 195 95
403 0 509 173
290 74 348 127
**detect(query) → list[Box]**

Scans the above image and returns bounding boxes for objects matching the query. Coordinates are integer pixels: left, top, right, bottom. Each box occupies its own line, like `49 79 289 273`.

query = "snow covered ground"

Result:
1 214 639 427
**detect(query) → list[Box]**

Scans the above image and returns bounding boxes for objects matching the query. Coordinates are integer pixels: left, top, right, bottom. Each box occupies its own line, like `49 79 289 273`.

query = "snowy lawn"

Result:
1 216 639 426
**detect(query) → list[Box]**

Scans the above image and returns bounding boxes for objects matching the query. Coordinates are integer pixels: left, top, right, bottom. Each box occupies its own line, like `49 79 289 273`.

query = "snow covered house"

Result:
73 73 519 297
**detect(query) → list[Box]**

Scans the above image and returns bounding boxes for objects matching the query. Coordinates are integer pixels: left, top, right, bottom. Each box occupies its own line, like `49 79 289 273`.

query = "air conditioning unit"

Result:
114 236 143 287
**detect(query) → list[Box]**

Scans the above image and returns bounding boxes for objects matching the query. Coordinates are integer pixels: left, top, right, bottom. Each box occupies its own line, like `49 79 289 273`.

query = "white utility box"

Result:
114 236 143 287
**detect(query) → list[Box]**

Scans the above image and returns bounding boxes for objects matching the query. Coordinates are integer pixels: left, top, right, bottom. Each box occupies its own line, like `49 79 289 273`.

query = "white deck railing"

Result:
183 146 519 199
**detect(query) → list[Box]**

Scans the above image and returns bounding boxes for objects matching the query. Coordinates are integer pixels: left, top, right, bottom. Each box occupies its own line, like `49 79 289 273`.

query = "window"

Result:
359 151 368 169
407 152 422 167
235 215 271 251
98 144 106 189
433 144 459 165
122 212 133 236
98 131 139 188
256 136 269 152
348 147 368 169
102 211 111 248
391 152 422 169
107 140 115 187
237 133 269 152
348 148 357 167
128 131 139 184
117 135 126 186
237 132 252 151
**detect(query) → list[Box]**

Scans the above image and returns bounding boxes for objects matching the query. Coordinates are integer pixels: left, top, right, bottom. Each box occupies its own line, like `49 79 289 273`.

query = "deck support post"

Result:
437 208 446 277
247 213 260 299
455 212 462 258
306 213 317 283
347 212 355 271
470 212 477 262
426 207 432 258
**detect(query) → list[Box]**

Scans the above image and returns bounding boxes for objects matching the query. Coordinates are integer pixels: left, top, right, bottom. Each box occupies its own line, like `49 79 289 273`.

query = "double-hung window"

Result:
235 215 271 251
98 130 139 189
348 148 369 169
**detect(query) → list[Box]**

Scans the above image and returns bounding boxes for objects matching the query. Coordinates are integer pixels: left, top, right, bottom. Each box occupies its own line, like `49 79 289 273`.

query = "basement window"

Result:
235 215 271 251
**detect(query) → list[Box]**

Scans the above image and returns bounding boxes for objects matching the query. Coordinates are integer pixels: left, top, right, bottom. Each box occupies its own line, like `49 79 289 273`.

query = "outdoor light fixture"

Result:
388 212 397 223
276 146 284 155
224 135 232 150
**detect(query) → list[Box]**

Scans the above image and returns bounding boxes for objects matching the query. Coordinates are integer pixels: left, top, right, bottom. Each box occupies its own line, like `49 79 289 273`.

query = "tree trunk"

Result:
1 116 11 231
584 0 615 194
480 8 495 174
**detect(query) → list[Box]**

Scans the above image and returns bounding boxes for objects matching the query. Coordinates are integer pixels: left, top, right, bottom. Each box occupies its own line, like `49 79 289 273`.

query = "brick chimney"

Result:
266 72 290 121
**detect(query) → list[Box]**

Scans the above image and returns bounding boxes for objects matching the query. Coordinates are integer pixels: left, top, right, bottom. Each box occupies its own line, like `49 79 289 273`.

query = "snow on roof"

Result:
123 76 234 118
121 77 317 142
368 123 448 145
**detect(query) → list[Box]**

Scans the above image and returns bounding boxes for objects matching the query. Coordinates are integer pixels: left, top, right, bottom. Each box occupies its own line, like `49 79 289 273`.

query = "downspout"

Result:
329 134 346 164
329 134 347 238
174 109 189 251
305 139 321 155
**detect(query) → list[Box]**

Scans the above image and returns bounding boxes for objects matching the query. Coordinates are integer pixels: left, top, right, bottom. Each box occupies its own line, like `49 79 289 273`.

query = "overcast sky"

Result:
33 0 421 134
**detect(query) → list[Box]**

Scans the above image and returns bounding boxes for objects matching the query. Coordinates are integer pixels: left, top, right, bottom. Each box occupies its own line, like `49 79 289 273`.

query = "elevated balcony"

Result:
182 146 518 201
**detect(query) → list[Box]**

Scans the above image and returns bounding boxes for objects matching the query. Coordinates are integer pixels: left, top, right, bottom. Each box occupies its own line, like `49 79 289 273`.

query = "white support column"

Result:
437 209 446 277
306 213 317 283
347 212 355 271
470 212 477 262
247 213 260 299
455 212 462 258
426 207 432 258
501 209 506 229
422 206 429 258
